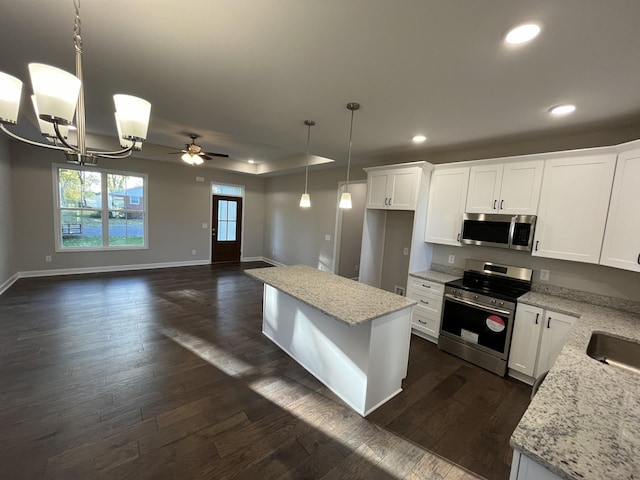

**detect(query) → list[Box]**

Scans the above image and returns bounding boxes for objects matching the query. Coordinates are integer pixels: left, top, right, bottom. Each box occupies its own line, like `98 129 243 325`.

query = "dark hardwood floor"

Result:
0 263 531 479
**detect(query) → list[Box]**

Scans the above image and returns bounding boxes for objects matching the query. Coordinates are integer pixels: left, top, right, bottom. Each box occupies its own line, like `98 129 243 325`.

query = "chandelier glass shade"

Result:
0 0 151 166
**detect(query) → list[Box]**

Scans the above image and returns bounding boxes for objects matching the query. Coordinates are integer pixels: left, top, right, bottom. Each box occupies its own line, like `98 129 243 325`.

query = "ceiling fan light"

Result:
34 95 68 139
193 156 204 165
299 193 311 208
181 153 194 165
113 94 151 141
339 192 352 209
28 63 80 124
0 72 23 124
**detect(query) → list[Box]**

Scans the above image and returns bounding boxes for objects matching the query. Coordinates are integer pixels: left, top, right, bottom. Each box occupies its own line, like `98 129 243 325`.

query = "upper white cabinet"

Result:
466 160 544 215
600 148 640 272
424 166 469 246
365 165 421 210
532 154 616 264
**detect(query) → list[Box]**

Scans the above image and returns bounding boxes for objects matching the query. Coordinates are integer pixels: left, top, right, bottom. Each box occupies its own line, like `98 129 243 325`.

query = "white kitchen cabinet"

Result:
424 166 469 245
508 303 577 383
406 276 444 342
507 304 544 378
532 154 616 264
510 450 563 480
466 160 543 215
600 148 640 272
365 166 421 210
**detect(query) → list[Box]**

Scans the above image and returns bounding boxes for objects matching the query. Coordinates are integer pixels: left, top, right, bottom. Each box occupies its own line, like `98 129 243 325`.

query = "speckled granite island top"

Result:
511 292 640 479
245 265 416 326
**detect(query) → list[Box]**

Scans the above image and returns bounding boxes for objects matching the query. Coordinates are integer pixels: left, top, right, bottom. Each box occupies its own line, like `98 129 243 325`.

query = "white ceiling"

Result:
2 0 640 175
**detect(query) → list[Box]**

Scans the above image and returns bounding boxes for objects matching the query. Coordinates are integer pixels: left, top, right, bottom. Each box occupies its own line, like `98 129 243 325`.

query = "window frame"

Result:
52 163 149 252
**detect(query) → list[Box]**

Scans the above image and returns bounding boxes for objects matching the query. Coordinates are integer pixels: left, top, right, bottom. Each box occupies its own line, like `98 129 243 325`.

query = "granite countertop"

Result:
245 265 416 326
511 291 640 479
409 269 461 284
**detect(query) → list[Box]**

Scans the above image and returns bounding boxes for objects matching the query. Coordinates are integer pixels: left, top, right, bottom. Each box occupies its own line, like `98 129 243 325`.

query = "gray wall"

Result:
380 210 414 294
263 166 367 270
337 181 366 278
0 136 15 288
432 244 640 301
10 141 265 273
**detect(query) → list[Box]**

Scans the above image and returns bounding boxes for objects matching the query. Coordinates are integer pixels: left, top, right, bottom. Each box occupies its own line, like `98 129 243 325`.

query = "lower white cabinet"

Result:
406 276 444 341
508 303 577 383
510 450 563 480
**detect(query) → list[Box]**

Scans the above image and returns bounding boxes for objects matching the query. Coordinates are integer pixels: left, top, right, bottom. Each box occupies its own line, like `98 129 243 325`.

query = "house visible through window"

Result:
55 165 147 250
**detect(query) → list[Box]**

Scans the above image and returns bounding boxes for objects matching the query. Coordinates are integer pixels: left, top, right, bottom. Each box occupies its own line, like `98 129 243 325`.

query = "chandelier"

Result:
0 0 151 166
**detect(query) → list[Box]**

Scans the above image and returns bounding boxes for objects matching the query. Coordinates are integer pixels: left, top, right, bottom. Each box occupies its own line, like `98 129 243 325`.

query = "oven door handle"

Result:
444 294 512 316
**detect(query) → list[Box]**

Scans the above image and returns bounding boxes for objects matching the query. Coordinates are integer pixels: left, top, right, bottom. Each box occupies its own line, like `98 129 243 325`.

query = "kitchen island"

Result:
245 264 416 416
510 292 640 479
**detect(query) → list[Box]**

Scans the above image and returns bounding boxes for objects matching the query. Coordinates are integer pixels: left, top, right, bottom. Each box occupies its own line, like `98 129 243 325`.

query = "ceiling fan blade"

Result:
203 151 230 158
200 154 213 161
168 149 189 155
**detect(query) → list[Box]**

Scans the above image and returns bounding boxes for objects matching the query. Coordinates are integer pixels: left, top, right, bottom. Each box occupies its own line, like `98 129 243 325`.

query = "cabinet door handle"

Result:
383 198 388 206
547 316 552 328
422 284 431 288
457 233 461 242
535 313 539 325
420 300 430 305
535 240 539 251
500 199 504 210
418 319 427 325
388 197 392 206
637 253 640 265
493 199 497 210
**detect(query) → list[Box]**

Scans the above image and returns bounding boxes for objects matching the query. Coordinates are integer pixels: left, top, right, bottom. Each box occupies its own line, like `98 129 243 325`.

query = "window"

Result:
55 165 147 250
217 199 237 241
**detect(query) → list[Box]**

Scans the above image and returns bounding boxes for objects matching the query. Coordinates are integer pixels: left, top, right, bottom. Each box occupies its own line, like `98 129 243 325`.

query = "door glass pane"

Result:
218 221 228 241
228 201 237 221
60 209 102 247
227 221 236 241
218 200 228 221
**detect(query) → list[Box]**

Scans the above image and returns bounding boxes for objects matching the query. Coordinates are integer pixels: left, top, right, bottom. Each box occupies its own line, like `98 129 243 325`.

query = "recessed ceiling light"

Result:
248 159 255 164
549 104 576 116
412 135 427 143
505 23 541 45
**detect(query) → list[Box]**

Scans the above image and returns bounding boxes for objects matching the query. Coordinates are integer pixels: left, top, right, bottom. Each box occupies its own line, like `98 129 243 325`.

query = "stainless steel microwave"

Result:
461 213 536 251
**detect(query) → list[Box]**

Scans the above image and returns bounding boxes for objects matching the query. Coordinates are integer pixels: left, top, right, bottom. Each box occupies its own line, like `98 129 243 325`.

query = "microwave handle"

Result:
507 216 516 249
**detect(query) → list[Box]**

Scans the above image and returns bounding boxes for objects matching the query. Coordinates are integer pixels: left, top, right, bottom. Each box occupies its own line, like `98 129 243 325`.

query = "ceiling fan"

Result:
170 134 229 165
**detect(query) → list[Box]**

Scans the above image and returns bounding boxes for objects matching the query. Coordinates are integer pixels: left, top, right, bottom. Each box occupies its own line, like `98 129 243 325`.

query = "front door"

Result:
212 195 242 263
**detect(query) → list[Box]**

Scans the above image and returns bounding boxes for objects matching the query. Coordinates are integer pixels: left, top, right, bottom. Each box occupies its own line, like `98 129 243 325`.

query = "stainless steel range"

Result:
438 259 532 376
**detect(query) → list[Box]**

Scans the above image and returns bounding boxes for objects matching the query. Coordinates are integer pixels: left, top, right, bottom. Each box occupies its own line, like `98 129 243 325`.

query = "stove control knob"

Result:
499 301 504 306
490 299 496 304
474 295 479 300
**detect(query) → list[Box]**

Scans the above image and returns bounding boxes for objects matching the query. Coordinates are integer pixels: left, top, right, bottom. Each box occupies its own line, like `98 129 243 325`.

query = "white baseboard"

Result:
261 257 285 267
0 272 19 296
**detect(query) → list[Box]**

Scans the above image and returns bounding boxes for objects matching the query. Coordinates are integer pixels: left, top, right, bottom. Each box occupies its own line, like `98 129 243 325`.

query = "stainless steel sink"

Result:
587 332 640 374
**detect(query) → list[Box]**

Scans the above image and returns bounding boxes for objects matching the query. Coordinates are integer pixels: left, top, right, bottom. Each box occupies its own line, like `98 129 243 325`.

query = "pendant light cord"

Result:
304 122 311 194
345 102 360 189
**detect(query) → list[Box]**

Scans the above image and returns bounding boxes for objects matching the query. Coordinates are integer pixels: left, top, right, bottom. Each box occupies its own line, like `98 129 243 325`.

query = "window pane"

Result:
59 169 101 208
228 202 237 221
107 174 144 212
108 214 144 246
227 221 236 241
218 200 228 221
60 209 103 247
212 185 242 196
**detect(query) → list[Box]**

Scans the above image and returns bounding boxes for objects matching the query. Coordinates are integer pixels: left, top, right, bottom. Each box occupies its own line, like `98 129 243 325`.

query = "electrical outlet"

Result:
191 250 196 255
195 176 205 182
45 255 52 263
540 269 550 281
202 223 208 229
394 286 405 296
325 234 331 241
403 247 409 256
355 264 359 272
448 255 455 264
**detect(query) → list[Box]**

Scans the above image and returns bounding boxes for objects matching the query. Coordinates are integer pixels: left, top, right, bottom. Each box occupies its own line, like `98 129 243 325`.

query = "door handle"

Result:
535 313 539 325
547 316 552 328
493 199 497 210
535 240 539 251
500 199 504 210
457 233 461 242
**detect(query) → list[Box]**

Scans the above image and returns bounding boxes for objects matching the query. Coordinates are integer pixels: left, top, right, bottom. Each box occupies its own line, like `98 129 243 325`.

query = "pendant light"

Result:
300 120 315 208
339 102 360 209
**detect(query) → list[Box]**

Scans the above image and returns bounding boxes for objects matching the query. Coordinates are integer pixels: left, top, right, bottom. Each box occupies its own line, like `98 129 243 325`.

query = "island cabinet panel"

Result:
466 160 543 215
600 148 640 272
532 153 616 264
365 166 421 210
424 166 469 245
260 283 413 416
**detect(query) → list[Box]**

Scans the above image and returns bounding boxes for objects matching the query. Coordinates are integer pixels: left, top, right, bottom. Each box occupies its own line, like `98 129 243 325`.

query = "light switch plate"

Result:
540 269 550 281
448 255 455 264
325 234 331 241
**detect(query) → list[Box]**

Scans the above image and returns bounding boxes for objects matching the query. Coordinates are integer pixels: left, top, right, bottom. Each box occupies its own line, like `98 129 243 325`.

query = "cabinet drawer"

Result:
407 277 444 296
412 311 440 338
407 290 443 317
